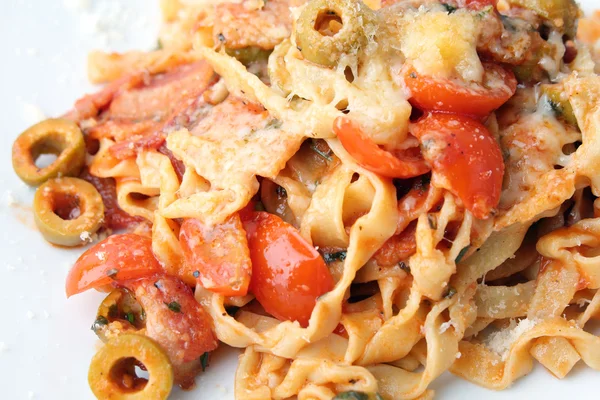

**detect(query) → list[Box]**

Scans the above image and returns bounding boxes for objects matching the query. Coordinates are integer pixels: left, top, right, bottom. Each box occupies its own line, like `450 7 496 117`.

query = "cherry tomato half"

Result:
243 212 334 327
334 116 430 178
411 113 504 219
402 62 516 117
65 234 163 297
179 215 252 297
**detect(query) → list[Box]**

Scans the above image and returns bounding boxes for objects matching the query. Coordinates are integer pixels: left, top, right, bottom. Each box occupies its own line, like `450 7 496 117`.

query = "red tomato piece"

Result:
63 72 147 122
243 212 334 327
179 215 252 297
65 234 163 297
412 113 504 219
402 62 516 117
333 116 430 178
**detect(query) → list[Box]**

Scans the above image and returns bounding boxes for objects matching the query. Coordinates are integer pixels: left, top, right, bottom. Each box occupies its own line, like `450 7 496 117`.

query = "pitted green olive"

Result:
12 118 86 186
33 177 104 247
507 0 580 38
93 288 146 342
89 334 173 400
295 0 376 67
541 84 578 127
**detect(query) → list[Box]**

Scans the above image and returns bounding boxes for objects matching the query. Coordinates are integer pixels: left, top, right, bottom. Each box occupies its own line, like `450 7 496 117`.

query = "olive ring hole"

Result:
315 9 343 36
30 135 68 170
51 192 82 221
109 357 149 393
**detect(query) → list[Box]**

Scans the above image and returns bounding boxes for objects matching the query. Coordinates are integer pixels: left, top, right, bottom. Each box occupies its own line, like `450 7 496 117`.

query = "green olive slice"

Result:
507 0 580 38
541 84 578 127
89 334 173 400
12 118 86 186
33 177 104 247
93 288 146 342
295 0 376 67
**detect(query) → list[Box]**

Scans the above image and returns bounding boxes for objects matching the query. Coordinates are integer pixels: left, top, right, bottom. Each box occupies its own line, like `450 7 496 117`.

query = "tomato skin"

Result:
243 212 334 327
402 63 516 117
411 113 504 219
179 215 252 297
333 117 430 178
65 234 163 297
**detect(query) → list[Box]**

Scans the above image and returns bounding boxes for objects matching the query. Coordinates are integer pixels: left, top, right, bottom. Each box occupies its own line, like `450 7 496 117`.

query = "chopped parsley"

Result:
322 251 347 264
398 261 411 273
441 3 457 13
200 352 210 371
264 118 282 130
166 301 181 313
125 312 135 324
311 139 332 161
455 246 470 263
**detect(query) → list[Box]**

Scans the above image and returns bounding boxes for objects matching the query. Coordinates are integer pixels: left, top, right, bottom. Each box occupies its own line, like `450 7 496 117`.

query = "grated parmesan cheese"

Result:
80 231 92 242
485 318 538 361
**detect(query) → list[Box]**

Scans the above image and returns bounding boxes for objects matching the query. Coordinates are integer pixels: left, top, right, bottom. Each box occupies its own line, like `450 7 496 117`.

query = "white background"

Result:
0 0 597 399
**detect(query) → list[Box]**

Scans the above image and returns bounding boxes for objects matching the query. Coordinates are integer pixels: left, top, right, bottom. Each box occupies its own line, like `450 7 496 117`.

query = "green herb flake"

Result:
398 261 411 273
441 3 457 13
193 270 200 278
333 391 370 400
200 352 210 372
264 118 282 130
311 140 332 161
322 251 347 264
455 245 470 263
166 301 181 313
125 312 135 324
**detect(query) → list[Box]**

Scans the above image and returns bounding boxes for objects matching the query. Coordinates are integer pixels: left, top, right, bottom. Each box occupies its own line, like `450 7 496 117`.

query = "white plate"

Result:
0 1 597 399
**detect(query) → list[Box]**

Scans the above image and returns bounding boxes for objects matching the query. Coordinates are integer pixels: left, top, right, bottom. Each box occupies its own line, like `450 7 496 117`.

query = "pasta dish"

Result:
10 0 600 398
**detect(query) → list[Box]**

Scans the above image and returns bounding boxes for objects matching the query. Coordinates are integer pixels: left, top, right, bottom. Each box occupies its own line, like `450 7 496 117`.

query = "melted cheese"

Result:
163 96 303 225
400 9 483 82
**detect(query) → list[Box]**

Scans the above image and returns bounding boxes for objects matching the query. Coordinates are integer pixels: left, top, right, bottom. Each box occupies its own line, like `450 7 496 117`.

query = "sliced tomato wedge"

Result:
333 116 430 178
179 215 252 297
65 234 163 297
402 62 516 117
412 113 504 219
243 211 334 327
